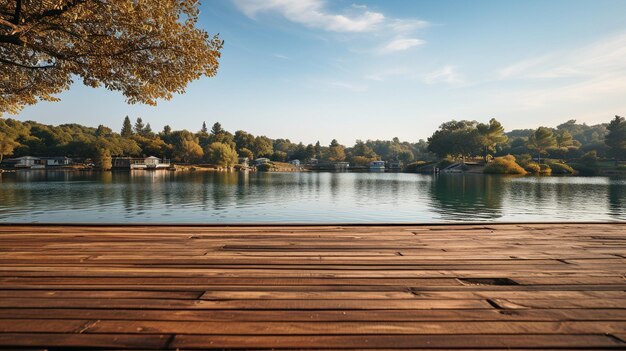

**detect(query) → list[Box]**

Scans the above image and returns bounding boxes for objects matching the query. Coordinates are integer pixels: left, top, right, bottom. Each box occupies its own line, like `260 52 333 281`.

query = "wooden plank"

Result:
171 334 625 349
0 297 492 309
0 333 170 349
86 320 626 335
0 223 624 350
2 308 625 322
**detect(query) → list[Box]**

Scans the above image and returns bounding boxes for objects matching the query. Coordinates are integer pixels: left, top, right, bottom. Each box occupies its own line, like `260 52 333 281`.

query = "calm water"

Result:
0 171 624 223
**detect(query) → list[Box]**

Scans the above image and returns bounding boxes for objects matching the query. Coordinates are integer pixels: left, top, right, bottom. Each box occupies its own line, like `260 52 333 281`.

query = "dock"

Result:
0 223 624 349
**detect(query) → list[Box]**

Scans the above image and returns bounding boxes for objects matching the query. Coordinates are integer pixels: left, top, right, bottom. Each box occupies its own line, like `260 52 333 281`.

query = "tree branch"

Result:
0 57 56 69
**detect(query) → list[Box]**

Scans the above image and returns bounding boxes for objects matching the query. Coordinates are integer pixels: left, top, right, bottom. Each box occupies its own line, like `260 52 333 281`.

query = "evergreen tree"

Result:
526 127 557 163
134 118 145 135
121 116 133 137
605 115 626 162
211 122 224 136
201 122 208 134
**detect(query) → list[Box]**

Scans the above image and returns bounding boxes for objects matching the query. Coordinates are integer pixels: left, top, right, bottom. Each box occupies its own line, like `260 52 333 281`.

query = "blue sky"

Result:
10 0 626 145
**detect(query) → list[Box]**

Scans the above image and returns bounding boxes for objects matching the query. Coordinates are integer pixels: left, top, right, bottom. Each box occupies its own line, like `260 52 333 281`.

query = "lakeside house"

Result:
288 159 301 166
369 160 385 171
41 156 73 167
2 156 45 169
112 156 170 170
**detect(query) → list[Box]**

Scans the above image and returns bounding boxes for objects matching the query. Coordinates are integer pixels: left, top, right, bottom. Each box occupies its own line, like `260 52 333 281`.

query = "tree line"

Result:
426 116 625 166
0 115 624 170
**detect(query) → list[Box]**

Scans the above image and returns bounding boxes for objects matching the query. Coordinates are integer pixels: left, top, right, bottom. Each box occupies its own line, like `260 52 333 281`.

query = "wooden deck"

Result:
0 223 624 350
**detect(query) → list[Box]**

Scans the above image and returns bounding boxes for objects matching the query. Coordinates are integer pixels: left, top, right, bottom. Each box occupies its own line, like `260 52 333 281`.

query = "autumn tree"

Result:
0 131 19 161
328 139 346 162
0 0 223 114
605 115 626 163
205 142 238 168
526 127 557 163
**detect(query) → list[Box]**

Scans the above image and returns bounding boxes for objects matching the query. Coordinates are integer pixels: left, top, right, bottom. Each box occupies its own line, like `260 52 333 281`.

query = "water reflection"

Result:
0 170 623 223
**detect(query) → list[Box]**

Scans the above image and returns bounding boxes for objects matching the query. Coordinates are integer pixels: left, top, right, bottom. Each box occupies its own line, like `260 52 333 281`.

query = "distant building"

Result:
2 156 45 169
308 158 319 165
255 158 270 165
112 157 142 169
288 159 301 166
369 160 385 171
130 156 170 170
41 156 73 167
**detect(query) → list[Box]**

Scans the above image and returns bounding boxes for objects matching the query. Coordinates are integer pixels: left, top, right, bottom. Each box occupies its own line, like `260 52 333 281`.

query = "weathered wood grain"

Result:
0 223 624 350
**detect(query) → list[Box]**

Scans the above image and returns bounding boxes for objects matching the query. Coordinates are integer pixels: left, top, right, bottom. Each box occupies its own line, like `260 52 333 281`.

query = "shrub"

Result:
546 161 575 174
617 164 626 171
484 155 527 175
524 162 541 174
256 163 275 172
540 164 552 175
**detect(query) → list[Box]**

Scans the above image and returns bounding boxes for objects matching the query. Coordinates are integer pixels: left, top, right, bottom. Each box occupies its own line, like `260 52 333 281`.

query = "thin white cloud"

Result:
388 19 429 33
233 0 385 32
380 38 425 54
499 32 626 80
233 0 429 53
424 65 463 85
273 53 290 60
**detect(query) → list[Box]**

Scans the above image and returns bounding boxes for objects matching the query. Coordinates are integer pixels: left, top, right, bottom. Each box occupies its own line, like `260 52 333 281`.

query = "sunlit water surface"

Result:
0 171 623 223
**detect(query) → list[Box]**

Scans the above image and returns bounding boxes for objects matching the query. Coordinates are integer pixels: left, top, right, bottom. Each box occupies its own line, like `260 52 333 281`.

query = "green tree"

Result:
210 122 224 136
476 118 508 162
605 115 626 162
121 116 133 137
134 118 145 135
427 120 481 162
556 130 575 148
1 0 223 114
238 147 254 160
205 142 238 167
314 141 322 159
253 136 273 158
144 123 154 138
526 127 557 163
201 122 208 134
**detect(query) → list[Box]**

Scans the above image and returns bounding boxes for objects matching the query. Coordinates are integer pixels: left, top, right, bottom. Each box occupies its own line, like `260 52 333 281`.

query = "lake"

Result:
0 170 624 223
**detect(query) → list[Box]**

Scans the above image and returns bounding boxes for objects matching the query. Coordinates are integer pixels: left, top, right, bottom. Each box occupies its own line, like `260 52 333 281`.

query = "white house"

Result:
130 156 170 170
288 159 301 166
13 156 44 169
